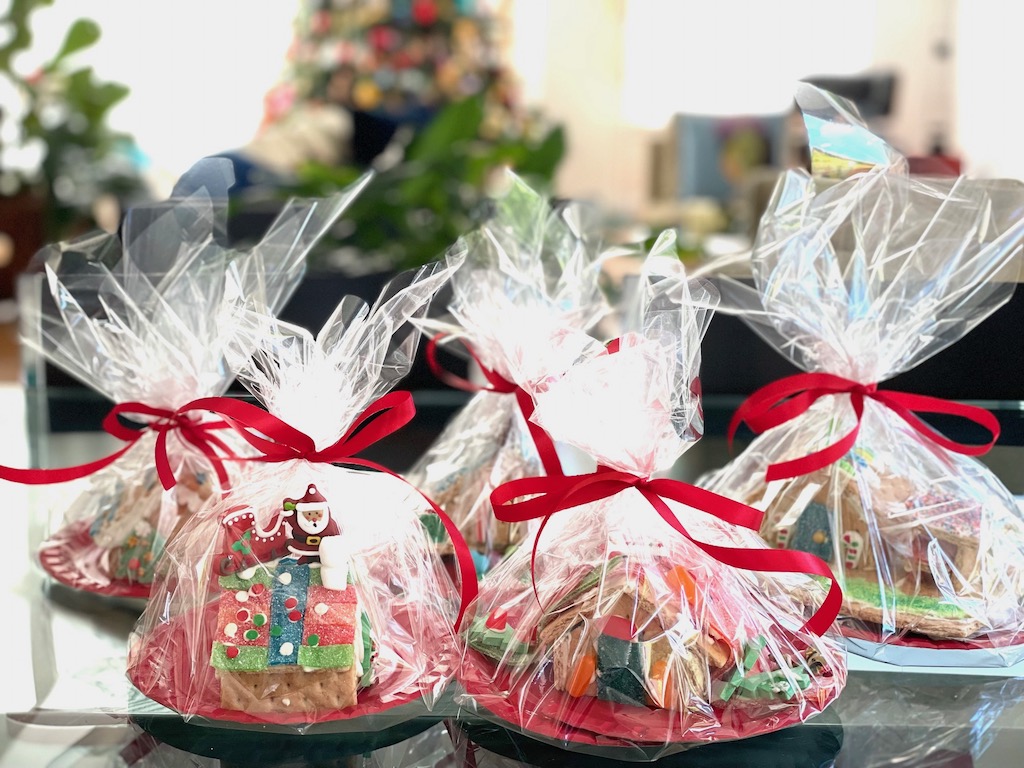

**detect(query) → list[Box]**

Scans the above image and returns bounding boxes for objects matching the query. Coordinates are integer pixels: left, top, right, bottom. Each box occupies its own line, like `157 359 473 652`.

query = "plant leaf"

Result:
50 18 100 66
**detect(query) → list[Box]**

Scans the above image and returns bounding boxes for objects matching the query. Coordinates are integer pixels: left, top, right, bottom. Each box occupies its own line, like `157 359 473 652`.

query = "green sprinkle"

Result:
307 634 320 646
244 629 259 641
270 625 283 638
253 614 267 627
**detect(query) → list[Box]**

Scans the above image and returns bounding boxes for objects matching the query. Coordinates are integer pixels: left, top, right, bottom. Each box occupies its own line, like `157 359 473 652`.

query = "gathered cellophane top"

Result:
407 173 609 562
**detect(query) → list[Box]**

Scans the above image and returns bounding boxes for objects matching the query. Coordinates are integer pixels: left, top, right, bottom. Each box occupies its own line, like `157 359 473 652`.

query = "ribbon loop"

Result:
426 334 563 477
728 372 999 481
490 468 839 636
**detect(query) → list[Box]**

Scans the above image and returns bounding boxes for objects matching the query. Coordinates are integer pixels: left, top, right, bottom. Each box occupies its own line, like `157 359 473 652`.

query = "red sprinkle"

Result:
288 609 302 622
236 609 250 623
225 646 239 659
250 583 266 596
284 596 298 610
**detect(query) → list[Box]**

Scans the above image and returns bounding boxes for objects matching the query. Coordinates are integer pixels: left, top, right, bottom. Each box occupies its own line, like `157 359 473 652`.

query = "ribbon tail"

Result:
335 457 478 632
514 388 563 478
765 398 864 482
421 492 479 632
0 442 136 485
642 489 840 635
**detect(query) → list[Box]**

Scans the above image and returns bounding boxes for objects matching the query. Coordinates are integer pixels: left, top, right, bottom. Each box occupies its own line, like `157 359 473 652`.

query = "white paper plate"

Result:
846 634 1024 669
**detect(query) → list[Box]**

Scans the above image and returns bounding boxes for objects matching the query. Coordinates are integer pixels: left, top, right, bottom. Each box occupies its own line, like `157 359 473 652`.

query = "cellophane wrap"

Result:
702 85 1024 663
407 173 607 569
25 172 367 598
127 261 468 732
457 243 846 759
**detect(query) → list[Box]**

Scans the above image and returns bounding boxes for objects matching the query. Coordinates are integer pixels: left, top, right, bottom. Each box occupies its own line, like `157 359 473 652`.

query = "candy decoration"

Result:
212 558 367 676
597 631 646 706
486 607 508 631
268 559 310 667
720 636 768 701
648 658 676 710
567 651 596 698
666 565 697 604
842 531 864 570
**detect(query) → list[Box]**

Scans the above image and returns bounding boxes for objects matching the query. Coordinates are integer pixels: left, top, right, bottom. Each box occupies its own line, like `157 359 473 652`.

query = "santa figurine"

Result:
284 484 339 563
280 485 349 590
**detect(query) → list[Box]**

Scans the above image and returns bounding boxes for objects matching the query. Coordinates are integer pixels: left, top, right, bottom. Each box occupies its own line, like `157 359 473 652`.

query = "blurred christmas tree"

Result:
273 0 521 141
264 0 565 270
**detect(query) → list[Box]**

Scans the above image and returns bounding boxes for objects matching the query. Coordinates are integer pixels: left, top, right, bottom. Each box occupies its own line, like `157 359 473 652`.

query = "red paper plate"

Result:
38 520 152 599
457 648 840 748
129 602 433 731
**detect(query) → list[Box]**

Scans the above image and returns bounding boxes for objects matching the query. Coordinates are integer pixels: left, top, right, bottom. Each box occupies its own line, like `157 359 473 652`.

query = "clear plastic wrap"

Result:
126 260 474 732
406 173 608 571
703 84 1024 665
457 243 845 760
22 169 368 598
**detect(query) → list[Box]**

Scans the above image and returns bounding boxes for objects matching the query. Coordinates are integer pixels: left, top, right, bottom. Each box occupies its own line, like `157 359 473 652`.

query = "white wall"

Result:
510 0 961 215
955 1 1024 177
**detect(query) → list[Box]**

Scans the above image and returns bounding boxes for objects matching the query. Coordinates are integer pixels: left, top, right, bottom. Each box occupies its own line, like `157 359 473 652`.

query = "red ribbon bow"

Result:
490 465 841 636
728 372 1001 482
174 390 479 631
0 401 232 491
426 334 563 477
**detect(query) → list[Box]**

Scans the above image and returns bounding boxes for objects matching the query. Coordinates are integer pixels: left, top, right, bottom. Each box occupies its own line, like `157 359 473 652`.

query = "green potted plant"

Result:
290 93 565 272
0 0 142 297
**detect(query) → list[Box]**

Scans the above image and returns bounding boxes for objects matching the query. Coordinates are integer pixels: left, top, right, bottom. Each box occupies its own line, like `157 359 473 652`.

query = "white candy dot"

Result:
239 566 257 580
235 591 249 603
282 698 291 707
224 622 238 638
277 572 293 586
314 602 329 616
279 642 294 656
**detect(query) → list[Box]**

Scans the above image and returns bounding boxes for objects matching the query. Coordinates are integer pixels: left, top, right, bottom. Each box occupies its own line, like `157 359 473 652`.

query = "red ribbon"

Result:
174 390 479 631
728 372 1001 482
0 401 232 491
426 334 563 477
490 465 841 636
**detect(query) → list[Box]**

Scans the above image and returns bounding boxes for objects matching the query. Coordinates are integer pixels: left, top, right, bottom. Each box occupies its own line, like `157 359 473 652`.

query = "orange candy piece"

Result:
665 564 728 642
666 565 698 604
649 659 676 710
567 651 596 698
